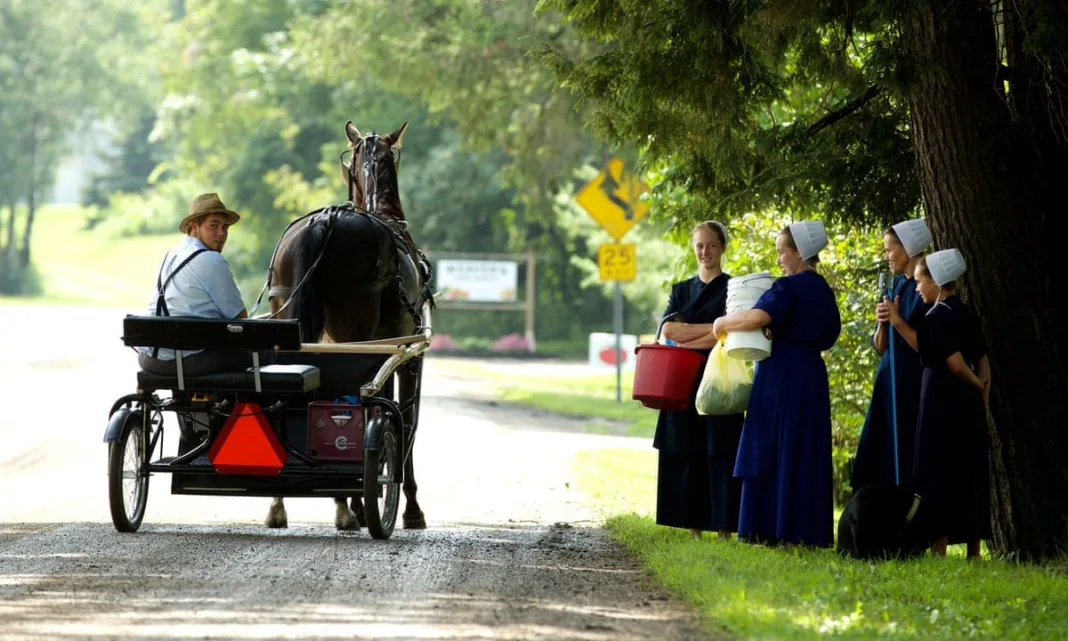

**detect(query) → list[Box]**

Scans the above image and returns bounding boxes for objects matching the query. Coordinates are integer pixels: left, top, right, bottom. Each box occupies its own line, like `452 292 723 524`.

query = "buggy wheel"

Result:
108 410 149 532
363 422 400 540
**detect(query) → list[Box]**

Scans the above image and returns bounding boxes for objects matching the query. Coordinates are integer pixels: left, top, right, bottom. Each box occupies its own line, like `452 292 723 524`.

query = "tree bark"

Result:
899 0 1068 560
19 114 38 270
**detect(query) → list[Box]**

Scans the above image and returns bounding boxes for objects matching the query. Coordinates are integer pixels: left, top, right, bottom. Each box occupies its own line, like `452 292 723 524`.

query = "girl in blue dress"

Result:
852 218 932 492
912 249 992 558
655 221 745 539
712 221 842 549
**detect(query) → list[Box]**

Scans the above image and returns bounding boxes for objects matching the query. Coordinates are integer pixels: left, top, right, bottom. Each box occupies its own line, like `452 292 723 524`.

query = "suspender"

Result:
151 248 209 358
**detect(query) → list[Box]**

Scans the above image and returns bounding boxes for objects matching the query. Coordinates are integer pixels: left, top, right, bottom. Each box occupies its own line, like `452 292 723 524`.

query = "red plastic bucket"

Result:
632 344 707 411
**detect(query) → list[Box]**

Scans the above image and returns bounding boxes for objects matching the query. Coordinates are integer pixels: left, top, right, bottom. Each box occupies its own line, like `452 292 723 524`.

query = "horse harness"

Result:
253 205 435 327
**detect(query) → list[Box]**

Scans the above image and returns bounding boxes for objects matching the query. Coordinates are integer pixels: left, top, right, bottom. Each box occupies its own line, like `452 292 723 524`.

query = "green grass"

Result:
0 204 173 307
574 448 1068 641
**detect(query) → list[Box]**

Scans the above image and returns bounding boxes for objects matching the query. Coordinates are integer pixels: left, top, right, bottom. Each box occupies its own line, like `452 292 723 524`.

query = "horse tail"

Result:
288 212 333 342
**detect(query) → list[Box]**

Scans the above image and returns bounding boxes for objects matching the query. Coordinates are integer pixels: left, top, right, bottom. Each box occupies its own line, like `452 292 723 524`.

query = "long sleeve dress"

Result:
852 274 930 491
913 295 992 544
732 270 842 547
653 273 745 532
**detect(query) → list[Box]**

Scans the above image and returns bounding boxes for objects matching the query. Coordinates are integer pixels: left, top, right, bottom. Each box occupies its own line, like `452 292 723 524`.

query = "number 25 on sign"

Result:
598 243 637 282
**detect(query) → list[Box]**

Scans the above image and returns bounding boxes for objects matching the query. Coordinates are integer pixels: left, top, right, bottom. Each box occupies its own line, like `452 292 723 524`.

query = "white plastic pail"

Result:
723 272 774 360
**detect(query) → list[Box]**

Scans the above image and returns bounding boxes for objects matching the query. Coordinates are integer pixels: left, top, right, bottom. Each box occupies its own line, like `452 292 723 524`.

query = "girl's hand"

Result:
886 295 903 326
981 378 991 407
875 298 890 323
712 317 726 340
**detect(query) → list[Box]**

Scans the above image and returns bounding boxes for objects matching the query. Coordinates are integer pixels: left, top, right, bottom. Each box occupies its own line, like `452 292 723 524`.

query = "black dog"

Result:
837 485 928 560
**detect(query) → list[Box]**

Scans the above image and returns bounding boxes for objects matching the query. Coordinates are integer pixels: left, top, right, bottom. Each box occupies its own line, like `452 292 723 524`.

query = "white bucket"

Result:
723 272 774 361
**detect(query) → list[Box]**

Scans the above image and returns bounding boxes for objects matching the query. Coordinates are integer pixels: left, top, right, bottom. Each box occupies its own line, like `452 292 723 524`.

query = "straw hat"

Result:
926 248 966 287
891 218 933 257
788 220 829 260
179 193 241 234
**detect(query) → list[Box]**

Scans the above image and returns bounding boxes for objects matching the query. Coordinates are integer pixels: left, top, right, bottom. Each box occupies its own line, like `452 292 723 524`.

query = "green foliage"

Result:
535 0 919 229
87 176 211 238
0 261 43 296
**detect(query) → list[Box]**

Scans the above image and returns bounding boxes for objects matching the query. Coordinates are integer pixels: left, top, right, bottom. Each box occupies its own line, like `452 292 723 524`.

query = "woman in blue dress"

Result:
712 221 842 549
912 249 992 559
655 221 745 539
851 218 932 492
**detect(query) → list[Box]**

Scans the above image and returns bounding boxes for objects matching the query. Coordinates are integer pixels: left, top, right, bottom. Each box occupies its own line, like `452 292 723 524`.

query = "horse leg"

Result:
399 365 426 529
323 299 381 531
335 497 359 530
266 497 288 528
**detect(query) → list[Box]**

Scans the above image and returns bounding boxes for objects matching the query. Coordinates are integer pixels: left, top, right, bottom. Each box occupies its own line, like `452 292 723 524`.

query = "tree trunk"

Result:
19 114 38 270
3 201 15 266
899 0 1068 560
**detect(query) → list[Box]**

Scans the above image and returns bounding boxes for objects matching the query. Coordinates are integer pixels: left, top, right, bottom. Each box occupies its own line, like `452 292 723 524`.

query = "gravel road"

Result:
0 305 710 640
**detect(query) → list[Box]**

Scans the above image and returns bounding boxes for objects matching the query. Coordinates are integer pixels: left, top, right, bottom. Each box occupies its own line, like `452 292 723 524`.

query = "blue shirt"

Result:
136 236 246 360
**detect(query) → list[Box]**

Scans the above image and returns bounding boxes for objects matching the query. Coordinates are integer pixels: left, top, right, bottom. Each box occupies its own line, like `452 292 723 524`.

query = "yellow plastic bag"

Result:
695 340 753 416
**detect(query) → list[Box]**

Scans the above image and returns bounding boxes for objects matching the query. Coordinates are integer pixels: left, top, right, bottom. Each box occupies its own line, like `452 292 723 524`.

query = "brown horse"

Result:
263 121 432 531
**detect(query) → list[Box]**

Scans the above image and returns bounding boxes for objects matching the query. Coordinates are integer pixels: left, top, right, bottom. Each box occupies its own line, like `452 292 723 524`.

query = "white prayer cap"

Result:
693 220 729 245
926 248 966 287
891 218 933 257
788 220 829 260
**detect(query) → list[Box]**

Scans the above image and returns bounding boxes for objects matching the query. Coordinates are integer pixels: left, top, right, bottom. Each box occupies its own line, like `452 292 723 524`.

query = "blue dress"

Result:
913 295 992 543
733 270 842 547
653 274 745 532
852 274 930 491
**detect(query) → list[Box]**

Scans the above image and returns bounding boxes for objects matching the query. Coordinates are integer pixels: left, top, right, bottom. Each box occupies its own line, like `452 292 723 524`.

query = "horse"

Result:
262 120 433 531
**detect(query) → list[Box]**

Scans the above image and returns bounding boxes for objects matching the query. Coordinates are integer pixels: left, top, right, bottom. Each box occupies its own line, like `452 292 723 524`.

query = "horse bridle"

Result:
342 134 401 213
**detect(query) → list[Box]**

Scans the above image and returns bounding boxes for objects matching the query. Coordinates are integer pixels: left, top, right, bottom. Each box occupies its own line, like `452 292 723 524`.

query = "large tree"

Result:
539 0 1068 559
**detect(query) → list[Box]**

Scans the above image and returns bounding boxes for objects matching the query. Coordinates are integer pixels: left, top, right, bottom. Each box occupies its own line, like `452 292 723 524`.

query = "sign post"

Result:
575 158 650 402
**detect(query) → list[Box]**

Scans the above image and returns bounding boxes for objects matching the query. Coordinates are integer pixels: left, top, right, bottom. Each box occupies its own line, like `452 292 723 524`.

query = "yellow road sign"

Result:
598 243 637 282
576 157 650 241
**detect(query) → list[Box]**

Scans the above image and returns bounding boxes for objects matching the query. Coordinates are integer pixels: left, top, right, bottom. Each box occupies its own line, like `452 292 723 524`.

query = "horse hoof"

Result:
265 515 288 529
336 508 360 531
403 512 427 529
355 509 368 528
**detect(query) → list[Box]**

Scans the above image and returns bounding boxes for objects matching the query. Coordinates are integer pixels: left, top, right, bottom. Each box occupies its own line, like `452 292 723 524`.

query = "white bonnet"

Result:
891 218 933 257
695 220 729 246
926 248 966 287
788 220 829 260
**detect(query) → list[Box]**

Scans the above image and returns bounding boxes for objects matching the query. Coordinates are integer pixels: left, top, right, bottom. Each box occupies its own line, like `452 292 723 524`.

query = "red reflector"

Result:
208 402 288 475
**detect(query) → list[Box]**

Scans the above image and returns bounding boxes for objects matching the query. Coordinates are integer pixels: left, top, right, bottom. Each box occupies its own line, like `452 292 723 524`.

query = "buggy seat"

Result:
122 316 319 394
135 364 320 393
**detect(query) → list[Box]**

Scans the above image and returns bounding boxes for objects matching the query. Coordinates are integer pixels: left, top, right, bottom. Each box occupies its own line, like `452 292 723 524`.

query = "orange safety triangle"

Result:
208 402 289 475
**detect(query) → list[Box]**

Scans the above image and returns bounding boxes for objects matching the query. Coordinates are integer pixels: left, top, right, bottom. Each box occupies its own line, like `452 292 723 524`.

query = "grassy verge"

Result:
0 204 173 307
575 448 1068 640
432 359 658 436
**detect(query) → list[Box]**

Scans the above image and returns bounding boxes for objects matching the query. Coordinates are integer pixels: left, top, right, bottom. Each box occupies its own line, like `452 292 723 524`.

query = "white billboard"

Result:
436 259 518 303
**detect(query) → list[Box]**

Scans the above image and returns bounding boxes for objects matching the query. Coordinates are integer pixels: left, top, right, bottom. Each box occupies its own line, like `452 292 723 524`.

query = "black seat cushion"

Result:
137 364 320 393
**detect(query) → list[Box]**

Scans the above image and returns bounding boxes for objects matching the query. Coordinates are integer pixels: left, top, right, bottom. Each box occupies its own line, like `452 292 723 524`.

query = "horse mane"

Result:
287 214 331 342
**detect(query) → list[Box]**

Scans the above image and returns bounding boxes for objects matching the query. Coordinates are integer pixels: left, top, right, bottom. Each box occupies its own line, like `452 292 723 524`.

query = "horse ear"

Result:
345 121 361 144
385 122 408 149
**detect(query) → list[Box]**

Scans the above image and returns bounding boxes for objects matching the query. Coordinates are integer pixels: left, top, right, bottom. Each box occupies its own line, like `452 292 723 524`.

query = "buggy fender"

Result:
104 407 139 444
362 412 394 452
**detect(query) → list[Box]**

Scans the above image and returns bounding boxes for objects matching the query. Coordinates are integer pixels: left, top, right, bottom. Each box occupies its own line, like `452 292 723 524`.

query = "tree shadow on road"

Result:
0 521 716 640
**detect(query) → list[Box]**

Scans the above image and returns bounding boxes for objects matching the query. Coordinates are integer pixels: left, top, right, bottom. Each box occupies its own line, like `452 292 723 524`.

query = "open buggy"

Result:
104 302 432 540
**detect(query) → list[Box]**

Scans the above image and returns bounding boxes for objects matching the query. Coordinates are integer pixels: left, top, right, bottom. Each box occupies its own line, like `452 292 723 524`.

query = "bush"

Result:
0 260 43 296
86 177 210 238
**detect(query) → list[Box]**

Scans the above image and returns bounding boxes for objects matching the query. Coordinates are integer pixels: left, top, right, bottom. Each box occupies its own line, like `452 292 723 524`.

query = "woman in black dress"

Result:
654 221 745 539
912 249 992 558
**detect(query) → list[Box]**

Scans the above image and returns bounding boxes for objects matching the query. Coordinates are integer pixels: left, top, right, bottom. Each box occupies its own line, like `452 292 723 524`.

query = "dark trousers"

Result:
137 349 275 452
137 349 270 377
